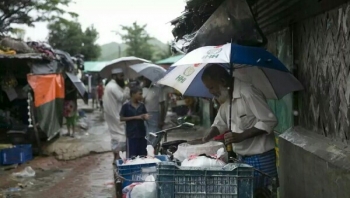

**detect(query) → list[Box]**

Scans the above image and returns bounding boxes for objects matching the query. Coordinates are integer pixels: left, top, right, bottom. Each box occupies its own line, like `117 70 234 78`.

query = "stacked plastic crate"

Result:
157 162 254 198
0 144 33 165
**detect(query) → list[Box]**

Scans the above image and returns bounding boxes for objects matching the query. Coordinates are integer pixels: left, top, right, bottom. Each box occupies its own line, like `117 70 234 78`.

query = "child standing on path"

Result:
120 86 149 157
64 81 77 137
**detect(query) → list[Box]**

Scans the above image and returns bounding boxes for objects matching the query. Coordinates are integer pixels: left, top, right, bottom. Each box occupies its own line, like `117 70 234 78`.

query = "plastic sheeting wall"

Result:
266 27 294 167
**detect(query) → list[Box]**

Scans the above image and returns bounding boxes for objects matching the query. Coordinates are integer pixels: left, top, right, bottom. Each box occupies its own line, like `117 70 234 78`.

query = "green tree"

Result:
154 41 173 61
11 28 26 40
119 22 154 60
0 0 77 34
47 18 101 61
79 26 101 61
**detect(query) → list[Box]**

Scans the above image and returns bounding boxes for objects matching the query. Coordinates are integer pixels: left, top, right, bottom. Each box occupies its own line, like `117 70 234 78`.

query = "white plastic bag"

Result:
12 166 36 177
174 141 225 162
120 145 161 165
130 175 157 198
120 151 127 162
181 148 226 167
123 175 157 198
77 117 90 130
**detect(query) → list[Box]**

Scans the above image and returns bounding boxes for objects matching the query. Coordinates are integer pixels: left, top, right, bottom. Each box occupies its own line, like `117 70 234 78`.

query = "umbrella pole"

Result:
229 65 233 131
226 62 236 162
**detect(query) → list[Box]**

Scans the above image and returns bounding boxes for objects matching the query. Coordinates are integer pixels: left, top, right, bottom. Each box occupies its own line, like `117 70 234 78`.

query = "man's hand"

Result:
224 132 247 144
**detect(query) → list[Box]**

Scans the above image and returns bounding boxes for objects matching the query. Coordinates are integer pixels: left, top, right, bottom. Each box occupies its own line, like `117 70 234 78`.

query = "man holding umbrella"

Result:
103 68 130 161
191 64 278 190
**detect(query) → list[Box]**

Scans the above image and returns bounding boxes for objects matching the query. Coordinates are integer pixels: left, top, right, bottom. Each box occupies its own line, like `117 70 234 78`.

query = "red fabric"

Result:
213 131 230 140
97 85 104 99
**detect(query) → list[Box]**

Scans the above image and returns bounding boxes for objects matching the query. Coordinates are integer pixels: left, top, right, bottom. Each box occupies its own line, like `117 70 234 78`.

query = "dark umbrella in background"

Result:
170 0 267 53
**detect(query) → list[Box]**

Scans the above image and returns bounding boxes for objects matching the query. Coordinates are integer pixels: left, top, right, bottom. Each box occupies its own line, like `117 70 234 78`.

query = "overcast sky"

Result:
18 0 186 45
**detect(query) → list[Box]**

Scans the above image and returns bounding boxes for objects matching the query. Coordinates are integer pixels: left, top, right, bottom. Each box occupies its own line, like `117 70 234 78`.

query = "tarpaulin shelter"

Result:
0 38 88 142
28 50 88 140
27 74 64 141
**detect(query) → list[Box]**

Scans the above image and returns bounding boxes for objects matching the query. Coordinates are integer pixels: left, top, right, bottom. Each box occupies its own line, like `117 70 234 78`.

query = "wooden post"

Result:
28 92 42 155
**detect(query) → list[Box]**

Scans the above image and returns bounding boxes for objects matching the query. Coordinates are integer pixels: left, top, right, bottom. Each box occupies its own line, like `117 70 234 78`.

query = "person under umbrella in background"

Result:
97 81 104 111
190 64 278 191
141 77 166 134
120 86 149 157
182 96 200 124
91 85 98 109
103 68 130 161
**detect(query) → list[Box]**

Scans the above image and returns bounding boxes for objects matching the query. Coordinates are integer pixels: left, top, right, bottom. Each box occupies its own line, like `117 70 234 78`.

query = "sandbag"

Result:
181 148 226 167
119 145 161 165
122 175 157 198
174 141 225 162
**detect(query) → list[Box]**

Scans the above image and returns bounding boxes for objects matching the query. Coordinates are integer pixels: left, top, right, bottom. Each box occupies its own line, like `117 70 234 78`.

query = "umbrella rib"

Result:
259 68 279 99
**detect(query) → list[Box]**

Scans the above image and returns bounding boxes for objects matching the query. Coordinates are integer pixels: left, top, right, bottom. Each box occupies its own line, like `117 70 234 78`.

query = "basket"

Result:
0 144 33 165
116 155 169 188
157 162 254 198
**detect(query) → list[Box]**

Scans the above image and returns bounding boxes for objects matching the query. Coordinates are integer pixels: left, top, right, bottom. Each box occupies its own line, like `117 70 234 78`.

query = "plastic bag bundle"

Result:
174 141 225 162
122 175 157 198
12 166 36 177
119 145 161 165
181 148 226 167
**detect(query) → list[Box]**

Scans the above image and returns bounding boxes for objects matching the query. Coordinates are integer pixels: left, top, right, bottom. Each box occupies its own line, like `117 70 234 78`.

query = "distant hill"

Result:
98 38 169 61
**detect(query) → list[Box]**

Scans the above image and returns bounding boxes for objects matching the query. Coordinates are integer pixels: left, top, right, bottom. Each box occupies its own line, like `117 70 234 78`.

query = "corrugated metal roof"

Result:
250 0 348 34
156 55 184 64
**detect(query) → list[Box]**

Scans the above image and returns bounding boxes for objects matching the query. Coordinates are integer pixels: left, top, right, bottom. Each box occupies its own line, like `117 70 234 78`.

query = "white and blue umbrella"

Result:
158 43 303 99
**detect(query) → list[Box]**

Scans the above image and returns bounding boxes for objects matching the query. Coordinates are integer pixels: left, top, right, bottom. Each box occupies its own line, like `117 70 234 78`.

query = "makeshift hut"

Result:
0 37 87 151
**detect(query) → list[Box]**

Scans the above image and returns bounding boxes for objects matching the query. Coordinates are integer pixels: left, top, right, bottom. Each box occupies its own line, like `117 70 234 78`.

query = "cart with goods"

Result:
114 160 277 198
113 120 277 198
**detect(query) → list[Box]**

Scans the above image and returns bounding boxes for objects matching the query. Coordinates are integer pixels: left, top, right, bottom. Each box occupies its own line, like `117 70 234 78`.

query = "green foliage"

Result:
98 40 170 62
80 26 101 61
0 0 77 34
11 28 26 40
98 42 127 61
47 18 101 61
119 22 155 61
153 41 173 61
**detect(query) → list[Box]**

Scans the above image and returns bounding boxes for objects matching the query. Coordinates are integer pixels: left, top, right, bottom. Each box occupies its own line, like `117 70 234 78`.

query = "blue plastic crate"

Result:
157 162 254 198
116 155 169 188
0 144 33 165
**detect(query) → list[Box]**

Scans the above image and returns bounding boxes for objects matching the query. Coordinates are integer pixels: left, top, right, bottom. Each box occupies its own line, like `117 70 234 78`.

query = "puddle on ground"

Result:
1 153 115 198
1 168 70 198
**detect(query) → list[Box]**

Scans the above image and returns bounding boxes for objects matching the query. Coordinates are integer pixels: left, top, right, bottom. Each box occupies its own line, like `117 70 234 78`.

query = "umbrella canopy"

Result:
158 43 303 99
65 72 88 103
99 56 150 78
130 63 166 82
